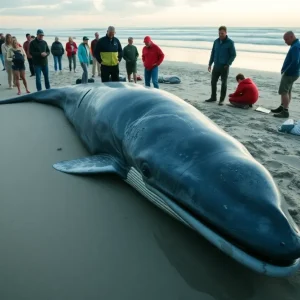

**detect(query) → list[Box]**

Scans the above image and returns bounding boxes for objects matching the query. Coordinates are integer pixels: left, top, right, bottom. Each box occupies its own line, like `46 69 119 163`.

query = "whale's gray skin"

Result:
1 82 300 277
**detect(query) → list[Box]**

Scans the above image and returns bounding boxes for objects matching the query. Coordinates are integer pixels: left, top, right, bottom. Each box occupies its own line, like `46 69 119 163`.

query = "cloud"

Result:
0 0 214 17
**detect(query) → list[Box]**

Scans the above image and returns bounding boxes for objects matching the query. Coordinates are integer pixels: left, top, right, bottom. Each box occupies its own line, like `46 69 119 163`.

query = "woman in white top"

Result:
1 34 14 89
6 38 30 95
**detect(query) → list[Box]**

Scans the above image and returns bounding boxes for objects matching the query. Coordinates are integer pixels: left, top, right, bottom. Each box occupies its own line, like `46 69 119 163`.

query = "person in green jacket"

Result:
122 37 139 83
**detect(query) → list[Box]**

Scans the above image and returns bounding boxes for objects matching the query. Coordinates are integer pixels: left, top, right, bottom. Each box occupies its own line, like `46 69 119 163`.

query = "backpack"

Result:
12 50 25 65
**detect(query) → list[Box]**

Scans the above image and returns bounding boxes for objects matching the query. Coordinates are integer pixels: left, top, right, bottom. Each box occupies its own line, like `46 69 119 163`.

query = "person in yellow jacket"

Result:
94 26 122 82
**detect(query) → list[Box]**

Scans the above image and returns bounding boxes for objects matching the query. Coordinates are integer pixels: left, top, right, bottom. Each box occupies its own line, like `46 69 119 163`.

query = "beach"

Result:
0 51 300 299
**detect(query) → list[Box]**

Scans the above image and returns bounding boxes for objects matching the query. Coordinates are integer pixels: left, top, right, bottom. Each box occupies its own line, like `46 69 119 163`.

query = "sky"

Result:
0 0 299 29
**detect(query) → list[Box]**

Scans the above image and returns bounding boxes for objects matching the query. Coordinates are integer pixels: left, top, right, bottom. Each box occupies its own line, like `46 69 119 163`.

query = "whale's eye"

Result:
141 162 151 178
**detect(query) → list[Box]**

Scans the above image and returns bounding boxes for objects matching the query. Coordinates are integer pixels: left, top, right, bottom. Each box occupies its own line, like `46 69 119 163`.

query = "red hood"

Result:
241 78 253 84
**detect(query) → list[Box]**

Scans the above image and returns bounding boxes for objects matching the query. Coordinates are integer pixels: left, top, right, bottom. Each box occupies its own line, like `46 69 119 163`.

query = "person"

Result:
142 36 164 89
271 31 300 118
66 37 77 72
123 37 139 83
91 32 101 77
0 33 5 71
228 74 259 108
206 26 236 105
23 33 35 77
1 33 14 88
12 37 22 47
29 29 51 91
51 37 64 74
6 38 30 95
94 26 122 82
78 36 92 84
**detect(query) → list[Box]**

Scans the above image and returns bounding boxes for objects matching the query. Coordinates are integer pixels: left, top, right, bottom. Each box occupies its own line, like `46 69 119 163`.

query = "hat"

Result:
37 29 44 35
144 36 151 43
83 36 89 40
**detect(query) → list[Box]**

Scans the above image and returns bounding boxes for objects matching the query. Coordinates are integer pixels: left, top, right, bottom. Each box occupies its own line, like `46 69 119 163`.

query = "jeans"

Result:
0 54 4 69
144 66 159 89
211 65 229 101
68 54 76 71
53 55 62 71
101 64 119 82
80 62 88 84
34 65 50 91
27 58 35 75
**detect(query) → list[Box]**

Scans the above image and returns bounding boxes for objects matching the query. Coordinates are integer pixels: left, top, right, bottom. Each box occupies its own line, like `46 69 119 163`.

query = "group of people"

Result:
1 26 299 119
205 26 300 118
0 26 166 93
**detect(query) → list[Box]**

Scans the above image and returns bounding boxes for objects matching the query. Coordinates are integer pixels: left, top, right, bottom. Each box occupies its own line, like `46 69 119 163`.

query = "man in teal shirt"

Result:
122 37 139 83
205 26 236 105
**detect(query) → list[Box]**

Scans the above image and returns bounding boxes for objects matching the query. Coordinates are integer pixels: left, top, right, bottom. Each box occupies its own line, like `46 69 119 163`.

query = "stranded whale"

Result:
1 82 300 277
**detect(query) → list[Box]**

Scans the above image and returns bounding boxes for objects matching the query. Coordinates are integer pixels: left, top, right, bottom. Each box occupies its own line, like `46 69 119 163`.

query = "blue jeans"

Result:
53 55 62 71
0 54 4 68
34 65 50 91
144 66 159 89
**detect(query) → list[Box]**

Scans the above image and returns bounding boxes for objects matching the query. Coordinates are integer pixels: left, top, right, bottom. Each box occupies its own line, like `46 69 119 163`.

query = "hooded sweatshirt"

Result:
230 78 259 104
142 42 164 70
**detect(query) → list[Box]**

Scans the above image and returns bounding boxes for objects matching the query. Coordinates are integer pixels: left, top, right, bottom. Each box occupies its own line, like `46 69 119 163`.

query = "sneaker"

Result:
274 109 289 118
218 100 224 106
271 105 283 113
2 68 5 71
205 98 217 102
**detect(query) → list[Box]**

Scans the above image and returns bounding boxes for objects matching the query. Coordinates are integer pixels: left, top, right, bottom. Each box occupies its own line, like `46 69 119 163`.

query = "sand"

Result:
0 54 300 300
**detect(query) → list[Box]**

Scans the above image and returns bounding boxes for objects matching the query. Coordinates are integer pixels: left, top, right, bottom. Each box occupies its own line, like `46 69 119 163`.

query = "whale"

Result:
1 82 300 277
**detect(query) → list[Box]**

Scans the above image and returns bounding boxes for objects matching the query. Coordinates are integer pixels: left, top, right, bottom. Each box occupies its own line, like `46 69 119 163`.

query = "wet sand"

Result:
0 59 300 300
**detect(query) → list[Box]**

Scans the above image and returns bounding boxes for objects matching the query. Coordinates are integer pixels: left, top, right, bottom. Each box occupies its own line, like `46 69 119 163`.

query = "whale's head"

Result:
124 112 300 265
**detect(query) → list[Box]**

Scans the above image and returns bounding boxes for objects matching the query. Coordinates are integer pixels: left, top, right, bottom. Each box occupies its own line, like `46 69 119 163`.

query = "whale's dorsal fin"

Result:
53 154 125 177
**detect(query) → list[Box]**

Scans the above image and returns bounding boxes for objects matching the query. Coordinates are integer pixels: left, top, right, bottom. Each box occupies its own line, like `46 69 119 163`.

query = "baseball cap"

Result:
83 36 89 40
37 29 44 35
144 36 151 43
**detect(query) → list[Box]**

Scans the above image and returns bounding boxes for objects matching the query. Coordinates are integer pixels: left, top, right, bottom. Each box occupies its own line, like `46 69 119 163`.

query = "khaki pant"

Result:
92 57 101 76
5 60 14 88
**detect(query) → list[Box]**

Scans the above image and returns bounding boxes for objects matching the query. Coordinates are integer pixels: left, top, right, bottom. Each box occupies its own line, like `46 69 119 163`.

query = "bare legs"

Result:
14 70 30 95
127 73 137 83
20 70 30 93
281 91 291 109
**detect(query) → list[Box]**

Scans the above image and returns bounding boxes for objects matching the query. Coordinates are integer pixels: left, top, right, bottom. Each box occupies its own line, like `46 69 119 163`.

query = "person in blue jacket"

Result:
205 26 236 105
271 31 300 118
78 36 92 84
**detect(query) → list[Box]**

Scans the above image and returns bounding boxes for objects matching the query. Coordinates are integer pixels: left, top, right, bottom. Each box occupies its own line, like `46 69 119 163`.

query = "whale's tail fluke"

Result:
0 88 67 109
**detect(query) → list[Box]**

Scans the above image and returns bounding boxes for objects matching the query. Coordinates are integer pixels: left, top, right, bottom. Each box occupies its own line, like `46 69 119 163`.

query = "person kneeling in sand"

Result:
228 73 258 108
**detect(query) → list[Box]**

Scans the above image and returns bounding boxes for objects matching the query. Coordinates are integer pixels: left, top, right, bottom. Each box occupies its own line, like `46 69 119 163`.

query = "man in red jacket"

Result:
229 73 259 108
142 36 164 89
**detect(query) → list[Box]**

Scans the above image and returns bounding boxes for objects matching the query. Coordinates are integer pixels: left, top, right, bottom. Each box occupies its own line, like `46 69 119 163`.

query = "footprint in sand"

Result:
265 160 283 169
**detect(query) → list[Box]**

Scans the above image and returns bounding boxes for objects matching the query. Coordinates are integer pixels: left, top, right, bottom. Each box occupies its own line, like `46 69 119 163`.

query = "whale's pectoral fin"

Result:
53 154 125 177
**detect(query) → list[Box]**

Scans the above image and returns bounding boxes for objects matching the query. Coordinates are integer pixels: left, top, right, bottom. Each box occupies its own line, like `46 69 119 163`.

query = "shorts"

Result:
278 74 299 95
12 63 25 71
126 62 137 75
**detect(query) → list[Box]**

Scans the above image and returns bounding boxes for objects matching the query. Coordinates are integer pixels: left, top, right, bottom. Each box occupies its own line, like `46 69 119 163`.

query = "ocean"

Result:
5 27 300 73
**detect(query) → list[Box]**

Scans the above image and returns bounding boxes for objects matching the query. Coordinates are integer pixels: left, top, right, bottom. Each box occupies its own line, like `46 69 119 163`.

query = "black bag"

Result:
12 50 25 65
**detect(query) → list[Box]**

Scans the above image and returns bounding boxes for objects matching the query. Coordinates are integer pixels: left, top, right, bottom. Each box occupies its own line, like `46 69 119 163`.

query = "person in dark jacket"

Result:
206 26 236 105
271 31 300 118
51 37 64 73
29 29 51 91
94 26 122 82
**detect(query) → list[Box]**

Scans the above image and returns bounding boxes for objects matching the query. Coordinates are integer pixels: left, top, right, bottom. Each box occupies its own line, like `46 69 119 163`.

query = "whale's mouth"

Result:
125 167 299 274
